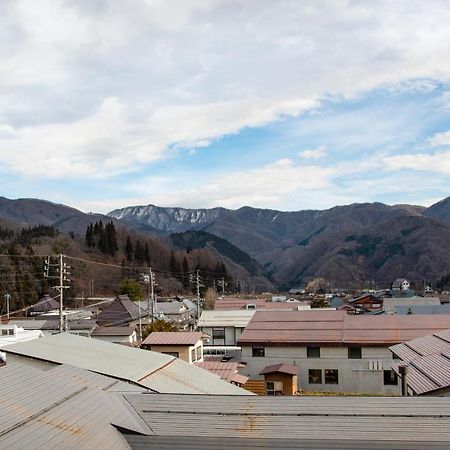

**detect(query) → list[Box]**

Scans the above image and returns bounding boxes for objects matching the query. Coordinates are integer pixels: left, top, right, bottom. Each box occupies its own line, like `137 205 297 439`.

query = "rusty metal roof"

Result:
122 393 450 448
142 331 203 346
238 311 450 346
260 363 298 376
195 361 248 384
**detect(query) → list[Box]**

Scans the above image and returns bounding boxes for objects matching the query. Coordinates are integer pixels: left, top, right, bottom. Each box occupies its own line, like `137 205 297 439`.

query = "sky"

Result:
1 0 450 214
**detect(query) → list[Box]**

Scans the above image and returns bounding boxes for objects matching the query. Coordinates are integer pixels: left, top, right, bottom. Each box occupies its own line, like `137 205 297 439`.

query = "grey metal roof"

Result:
384 297 441 312
139 357 249 395
0 333 250 395
155 301 187 315
122 393 450 448
92 326 136 336
124 435 450 450
8 318 97 331
0 363 151 449
394 305 450 315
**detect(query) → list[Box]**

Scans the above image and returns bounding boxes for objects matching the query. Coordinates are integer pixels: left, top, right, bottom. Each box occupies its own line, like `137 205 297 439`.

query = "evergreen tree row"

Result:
85 221 118 256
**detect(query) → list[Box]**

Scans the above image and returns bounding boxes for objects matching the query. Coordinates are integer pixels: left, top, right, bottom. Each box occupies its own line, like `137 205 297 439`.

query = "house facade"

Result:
238 311 450 395
198 310 255 346
141 331 204 363
392 279 411 291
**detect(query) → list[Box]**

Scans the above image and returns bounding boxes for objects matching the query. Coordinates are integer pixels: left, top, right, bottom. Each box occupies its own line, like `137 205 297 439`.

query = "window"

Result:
348 347 362 359
252 346 265 357
266 381 283 395
324 369 339 384
307 346 320 358
1 329 7 336
308 369 322 384
212 327 225 345
384 369 398 385
191 348 196 362
162 352 179 358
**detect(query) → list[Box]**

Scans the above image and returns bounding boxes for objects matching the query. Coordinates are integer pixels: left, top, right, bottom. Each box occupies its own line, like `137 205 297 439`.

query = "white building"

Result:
198 310 255 346
392 278 411 291
0 324 43 348
237 310 450 395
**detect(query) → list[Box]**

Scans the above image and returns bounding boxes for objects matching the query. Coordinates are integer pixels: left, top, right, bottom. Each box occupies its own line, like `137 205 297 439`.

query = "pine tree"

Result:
134 240 144 263
169 250 180 275
182 256 190 289
125 236 134 261
144 242 151 265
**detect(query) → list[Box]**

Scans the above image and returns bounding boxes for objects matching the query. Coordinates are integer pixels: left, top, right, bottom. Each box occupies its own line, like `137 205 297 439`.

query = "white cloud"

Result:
383 149 450 174
2 1 450 178
299 145 327 159
122 158 335 210
428 130 450 147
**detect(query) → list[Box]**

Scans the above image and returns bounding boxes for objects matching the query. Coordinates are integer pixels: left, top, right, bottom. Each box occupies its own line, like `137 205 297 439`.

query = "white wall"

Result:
241 344 401 395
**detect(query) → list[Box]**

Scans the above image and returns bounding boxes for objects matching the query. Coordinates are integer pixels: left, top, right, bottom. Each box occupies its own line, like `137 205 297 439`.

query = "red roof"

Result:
238 311 450 346
195 361 249 384
142 331 203 346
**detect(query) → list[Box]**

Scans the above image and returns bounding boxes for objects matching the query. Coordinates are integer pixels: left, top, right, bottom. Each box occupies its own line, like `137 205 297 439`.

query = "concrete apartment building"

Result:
237 310 450 395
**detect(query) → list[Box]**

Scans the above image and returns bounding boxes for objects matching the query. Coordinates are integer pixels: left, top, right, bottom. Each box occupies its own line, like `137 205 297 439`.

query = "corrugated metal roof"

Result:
0 363 151 449
390 328 450 394
1 332 171 381
124 434 450 449
138 358 250 395
122 393 450 446
238 311 450 346
142 331 202 346
0 333 249 396
198 310 255 328
195 361 248 384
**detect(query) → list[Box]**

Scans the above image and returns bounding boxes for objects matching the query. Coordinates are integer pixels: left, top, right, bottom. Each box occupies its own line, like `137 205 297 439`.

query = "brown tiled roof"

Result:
142 331 203 346
238 311 450 346
260 363 298 376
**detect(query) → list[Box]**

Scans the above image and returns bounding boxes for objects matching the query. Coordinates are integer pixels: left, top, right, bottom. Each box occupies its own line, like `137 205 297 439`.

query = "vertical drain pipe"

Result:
399 365 409 396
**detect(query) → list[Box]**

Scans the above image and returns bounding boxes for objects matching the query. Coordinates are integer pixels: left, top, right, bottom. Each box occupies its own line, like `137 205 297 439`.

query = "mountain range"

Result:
1 195 450 289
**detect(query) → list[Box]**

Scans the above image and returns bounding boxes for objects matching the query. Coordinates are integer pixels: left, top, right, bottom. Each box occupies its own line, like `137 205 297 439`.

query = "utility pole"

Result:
46 254 70 333
149 267 156 324
4 293 10 319
196 269 201 317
